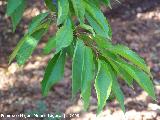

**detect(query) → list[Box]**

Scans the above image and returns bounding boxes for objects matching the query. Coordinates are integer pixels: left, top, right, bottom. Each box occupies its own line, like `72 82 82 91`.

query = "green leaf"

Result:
66 42 75 57
43 35 56 54
80 24 95 36
72 39 94 110
110 45 151 76
101 50 133 86
89 0 100 7
81 46 94 110
30 20 51 34
10 0 26 31
57 0 69 25
56 19 73 53
9 20 49 65
85 13 106 38
9 35 28 64
16 28 47 65
71 0 85 23
116 61 156 100
109 59 133 86
6 0 23 16
102 0 112 8
72 40 85 97
44 0 57 12
41 51 66 96
84 1 111 39
95 59 112 114
111 70 125 112
93 35 112 49
28 12 49 34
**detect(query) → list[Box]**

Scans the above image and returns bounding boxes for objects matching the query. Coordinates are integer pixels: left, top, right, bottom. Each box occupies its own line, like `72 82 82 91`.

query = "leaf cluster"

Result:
7 0 155 114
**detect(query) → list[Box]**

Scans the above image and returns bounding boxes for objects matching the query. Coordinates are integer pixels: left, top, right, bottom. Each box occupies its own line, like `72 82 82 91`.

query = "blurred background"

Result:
0 0 160 119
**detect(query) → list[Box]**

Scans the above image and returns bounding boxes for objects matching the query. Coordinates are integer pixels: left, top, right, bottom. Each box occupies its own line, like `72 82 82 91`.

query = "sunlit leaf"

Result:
95 59 112 114
116 60 156 100
81 46 94 110
28 12 49 34
110 45 151 76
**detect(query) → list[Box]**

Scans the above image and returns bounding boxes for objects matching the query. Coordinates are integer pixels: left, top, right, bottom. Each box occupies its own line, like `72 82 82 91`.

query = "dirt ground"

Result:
0 0 160 120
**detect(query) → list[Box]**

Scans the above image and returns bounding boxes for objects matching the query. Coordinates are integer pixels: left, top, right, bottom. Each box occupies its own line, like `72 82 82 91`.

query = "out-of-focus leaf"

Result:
16 28 47 65
102 0 112 8
28 12 49 34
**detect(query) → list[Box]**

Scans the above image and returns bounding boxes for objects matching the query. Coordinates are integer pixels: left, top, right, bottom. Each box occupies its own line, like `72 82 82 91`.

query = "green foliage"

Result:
57 0 69 25
41 51 66 96
7 0 26 31
7 0 155 114
95 60 112 114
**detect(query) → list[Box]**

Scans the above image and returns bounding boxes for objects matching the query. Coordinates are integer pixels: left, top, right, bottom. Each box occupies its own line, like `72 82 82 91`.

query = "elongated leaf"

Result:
71 0 85 23
57 0 69 25
85 13 107 38
56 19 73 53
28 12 49 34
101 50 133 86
84 1 111 39
9 35 28 64
41 51 66 96
10 0 26 31
72 39 94 110
92 36 133 86
81 46 94 110
72 40 85 97
110 45 151 76
95 59 112 114
16 28 47 65
43 35 56 54
9 20 49 65
30 20 51 34
6 0 23 16
109 59 133 86
116 61 156 100
111 70 125 112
